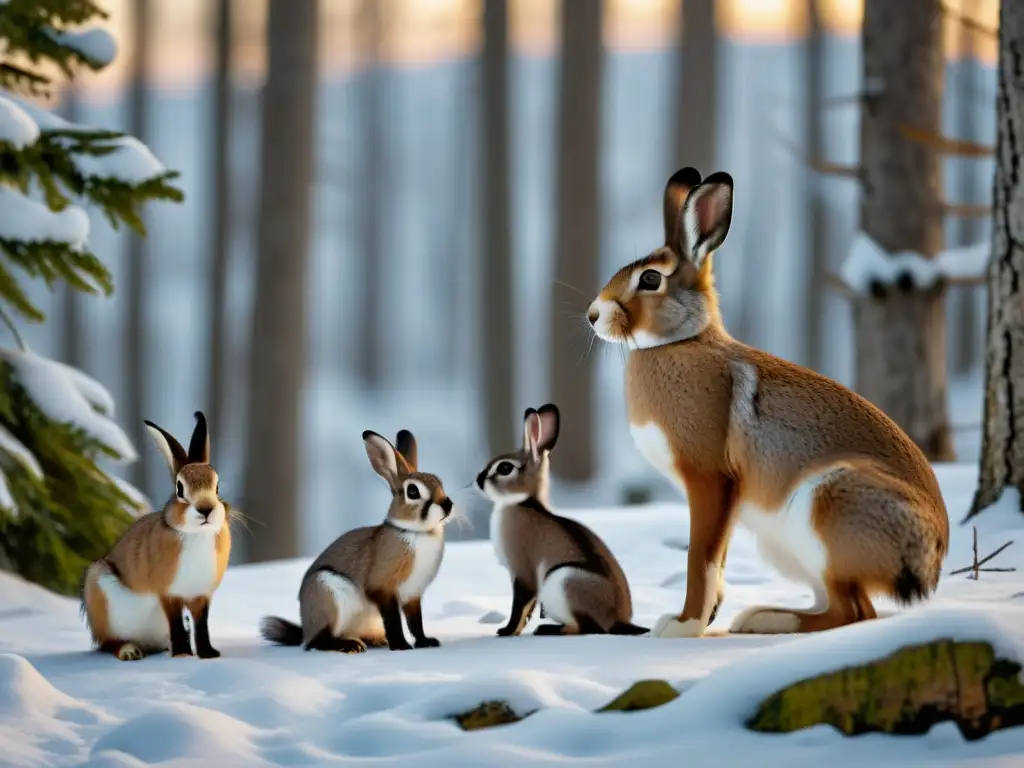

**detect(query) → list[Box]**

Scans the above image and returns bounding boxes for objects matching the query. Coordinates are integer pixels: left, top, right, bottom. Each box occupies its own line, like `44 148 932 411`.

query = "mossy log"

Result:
748 639 1024 740
597 679 680 712
454 701 524 731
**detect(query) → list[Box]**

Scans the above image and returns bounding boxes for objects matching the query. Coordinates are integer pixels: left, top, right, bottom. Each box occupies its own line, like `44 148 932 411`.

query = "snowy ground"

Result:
3 463 1024 767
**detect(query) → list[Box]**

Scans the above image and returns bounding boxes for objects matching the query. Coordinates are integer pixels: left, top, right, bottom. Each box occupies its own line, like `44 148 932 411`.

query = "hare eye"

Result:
176 481 185 500
496 461 514 476
406 484 421 500
638 270 662 291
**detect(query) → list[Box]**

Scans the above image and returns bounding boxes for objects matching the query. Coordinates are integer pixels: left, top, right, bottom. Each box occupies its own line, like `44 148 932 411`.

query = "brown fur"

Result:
478 405 645 636
590 168 950 636
260 430 452 652
82 412 232 659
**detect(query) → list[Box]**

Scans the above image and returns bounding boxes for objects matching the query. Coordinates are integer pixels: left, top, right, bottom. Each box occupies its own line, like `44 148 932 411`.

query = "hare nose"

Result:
587 306 599 326
440 498 453 515
196 506 214 519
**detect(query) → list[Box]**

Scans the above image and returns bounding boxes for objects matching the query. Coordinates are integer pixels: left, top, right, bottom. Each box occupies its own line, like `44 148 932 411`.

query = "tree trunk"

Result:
951 0 983 376
242 0 318 561
207 0 232 460
550 0 602 483
675 0 716 173
481 0 515 457
967 0 1024 520
60 85 83 368
802 0 827 371
356 0 383 387
125 0 150 489
853 0 954 461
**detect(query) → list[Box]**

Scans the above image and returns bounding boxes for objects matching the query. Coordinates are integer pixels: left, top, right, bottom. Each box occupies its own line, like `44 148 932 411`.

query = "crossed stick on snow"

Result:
949 526 1016 580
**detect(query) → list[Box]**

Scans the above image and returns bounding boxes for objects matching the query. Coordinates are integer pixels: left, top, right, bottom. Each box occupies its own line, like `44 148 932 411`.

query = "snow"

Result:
7 97 169 185
1 464 1024 766
107 474 151 517
840 232 991 293
0 96 40 149
0 424 43 480
0 349 137 463
0 187 89 249
46 29 117 68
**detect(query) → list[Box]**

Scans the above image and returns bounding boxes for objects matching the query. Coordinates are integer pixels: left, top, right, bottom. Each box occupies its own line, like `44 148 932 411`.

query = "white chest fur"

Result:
629 422 685 492
735 471 831 602
168 531 220 598
397 531 444 601
489 504 509 567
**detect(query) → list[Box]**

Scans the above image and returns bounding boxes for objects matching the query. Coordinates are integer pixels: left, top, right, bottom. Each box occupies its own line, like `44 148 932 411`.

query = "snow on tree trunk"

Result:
242 0 318 562
968 0 1024 520
550 0 603 483
853 0 954 461
481 0 516 458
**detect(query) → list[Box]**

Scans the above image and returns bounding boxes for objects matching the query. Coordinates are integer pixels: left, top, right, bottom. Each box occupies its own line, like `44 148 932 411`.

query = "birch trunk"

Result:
675 0 716 173
967 0 1024 520
853 0 954 461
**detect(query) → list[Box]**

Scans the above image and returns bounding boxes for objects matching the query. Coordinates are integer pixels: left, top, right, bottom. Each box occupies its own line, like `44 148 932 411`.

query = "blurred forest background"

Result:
19 0 1001 561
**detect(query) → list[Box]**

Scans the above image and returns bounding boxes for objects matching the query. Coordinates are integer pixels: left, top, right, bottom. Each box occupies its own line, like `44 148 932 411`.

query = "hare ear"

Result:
144 420 188 478
522 407 539 453
679 171 734 269
363 430 401 487
664 167 702 249
534 404 560 453
395 429 418 472
188 411 211 464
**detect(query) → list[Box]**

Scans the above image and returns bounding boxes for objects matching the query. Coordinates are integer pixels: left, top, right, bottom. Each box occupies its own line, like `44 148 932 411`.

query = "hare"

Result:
260 429 453 652
477 404 646 637
587 167 949 639
82 412 231 660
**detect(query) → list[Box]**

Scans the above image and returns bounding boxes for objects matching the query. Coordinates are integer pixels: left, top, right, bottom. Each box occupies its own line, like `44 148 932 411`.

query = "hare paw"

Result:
651 615 705 639
116 643 145 661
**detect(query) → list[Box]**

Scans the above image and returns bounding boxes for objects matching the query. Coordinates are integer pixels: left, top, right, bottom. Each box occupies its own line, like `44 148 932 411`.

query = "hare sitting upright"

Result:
477 404 646 637
587 166 950 639
261 429 454 653
82 412 231 660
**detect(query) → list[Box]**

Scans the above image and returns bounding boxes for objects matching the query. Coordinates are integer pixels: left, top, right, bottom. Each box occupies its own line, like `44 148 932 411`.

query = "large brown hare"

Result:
587 167 949 639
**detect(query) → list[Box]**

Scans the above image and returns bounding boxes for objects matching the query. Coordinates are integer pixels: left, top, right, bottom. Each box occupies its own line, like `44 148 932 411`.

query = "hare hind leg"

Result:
303 571 369 653
83 563 168 660
730 578 874 635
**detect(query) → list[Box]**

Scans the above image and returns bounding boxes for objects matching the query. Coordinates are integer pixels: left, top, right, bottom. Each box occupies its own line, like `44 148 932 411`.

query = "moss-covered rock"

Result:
453 700 524 731
748 639 1024 740
597 679 680 712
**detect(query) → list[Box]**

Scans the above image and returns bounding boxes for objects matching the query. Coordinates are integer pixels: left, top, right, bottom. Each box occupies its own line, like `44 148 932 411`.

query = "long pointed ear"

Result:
663 167 702 249
144 420 188 478
188 411 210 464
680 171 734 269
395 429 418 472
522 407 539 454
363 430 402 488
534 404 560 453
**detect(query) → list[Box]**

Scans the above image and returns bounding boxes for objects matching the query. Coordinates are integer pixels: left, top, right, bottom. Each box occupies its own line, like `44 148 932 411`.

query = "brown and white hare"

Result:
82 412 231 660
477 404 647 637
261 429 453 653
587 167 949 638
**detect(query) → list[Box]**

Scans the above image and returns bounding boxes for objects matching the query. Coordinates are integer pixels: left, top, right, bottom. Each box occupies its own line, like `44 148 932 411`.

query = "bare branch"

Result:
822 272 857 298
772 125 862 182
941 202 993 218
949 528 1016 579
901 124 995 157
940 4 998 39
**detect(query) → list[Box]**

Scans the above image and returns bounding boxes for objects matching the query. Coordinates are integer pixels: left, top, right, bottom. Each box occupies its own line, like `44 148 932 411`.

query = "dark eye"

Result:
638 270 662 291
216 483 220 497
496 461 514 476
176 481 185 500
406 484 421 500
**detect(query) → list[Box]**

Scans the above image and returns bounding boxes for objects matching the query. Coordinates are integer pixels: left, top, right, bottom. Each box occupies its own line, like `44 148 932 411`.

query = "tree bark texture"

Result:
853 0 954 461
550 0 603 483
481 0 516 457
60 86 83 369
242 0 318 561
125 0 151 491
968 0 1024 520
207 0 232 460
675 0 716 174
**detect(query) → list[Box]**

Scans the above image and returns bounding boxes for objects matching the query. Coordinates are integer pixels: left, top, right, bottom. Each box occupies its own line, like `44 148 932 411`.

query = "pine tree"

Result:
0 0 182 593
